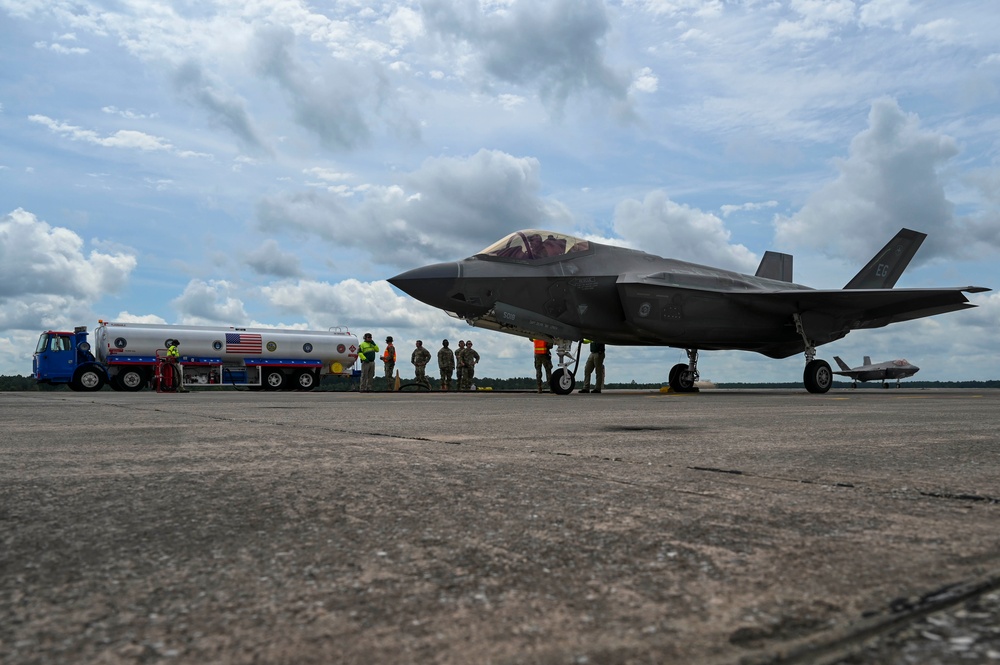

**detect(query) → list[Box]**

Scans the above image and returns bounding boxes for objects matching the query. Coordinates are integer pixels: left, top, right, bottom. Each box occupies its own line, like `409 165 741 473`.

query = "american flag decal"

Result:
226 332 262 354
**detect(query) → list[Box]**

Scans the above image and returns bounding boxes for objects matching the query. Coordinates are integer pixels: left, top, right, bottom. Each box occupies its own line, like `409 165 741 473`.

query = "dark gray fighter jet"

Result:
833 356 920 388
389 228 988 394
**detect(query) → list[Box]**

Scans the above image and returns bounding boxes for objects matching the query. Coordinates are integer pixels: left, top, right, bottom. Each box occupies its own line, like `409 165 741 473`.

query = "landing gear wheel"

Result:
669 363 697 392
72 366 106 392
550 368 575 395
804 359 833 394
264 369 285 390
294 369 318 391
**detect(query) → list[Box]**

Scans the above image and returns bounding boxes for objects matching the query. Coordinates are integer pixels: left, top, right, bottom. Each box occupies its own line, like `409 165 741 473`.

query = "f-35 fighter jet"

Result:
833 356 920 388
389 228 988 394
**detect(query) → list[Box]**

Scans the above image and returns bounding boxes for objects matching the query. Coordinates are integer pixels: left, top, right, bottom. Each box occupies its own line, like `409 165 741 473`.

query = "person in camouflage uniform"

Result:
455 340 467 390
437 339 455 391
411 340 431 390
462 340 480 391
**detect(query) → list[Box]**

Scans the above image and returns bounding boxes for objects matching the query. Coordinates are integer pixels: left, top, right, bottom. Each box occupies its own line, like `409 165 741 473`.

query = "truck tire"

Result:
72 366 106 392
294 369 318 391
263 368 285 390
115 368 147 392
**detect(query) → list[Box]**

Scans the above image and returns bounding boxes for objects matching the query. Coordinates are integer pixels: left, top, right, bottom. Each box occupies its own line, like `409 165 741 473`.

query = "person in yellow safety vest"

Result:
532 338 552 393
165 340 187 391
358 333 379 393
381 336 396 388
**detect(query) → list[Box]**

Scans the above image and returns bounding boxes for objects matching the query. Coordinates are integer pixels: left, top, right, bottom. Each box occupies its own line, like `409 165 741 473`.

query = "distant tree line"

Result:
0 375 66 391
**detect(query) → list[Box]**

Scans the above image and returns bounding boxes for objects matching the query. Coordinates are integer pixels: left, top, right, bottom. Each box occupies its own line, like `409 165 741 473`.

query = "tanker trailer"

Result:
33 321 359 391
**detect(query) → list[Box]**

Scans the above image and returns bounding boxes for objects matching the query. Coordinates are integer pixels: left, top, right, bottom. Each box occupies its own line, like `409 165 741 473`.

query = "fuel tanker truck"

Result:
33 321 359 392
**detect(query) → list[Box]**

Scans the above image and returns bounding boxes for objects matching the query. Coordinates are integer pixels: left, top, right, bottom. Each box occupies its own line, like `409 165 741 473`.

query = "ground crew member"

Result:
437 339 455 391
464 340 480 391
382 336 396 387
411 340 431 390
456 340 467 390
358 333 379 392
165 340 186 392
579 340 606 393
533 338 552 393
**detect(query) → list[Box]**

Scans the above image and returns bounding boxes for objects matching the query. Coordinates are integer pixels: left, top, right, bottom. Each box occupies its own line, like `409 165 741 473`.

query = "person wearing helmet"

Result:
381 335 396 388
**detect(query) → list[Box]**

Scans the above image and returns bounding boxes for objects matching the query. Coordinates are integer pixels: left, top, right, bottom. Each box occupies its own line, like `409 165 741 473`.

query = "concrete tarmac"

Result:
1 388 999 664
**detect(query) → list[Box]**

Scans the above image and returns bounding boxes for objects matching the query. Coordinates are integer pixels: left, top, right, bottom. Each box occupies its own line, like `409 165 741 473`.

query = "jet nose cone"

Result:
388 262 460 309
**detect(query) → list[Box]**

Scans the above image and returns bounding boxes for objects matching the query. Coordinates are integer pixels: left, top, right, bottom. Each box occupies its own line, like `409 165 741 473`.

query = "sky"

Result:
1 0 998 385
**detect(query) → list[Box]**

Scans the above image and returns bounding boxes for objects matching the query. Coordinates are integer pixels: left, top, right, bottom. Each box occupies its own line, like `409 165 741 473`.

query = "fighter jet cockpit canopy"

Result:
476 230 592 262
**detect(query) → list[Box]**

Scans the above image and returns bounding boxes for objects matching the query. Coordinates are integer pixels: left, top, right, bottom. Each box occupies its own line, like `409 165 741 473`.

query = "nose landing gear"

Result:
549 339 582 395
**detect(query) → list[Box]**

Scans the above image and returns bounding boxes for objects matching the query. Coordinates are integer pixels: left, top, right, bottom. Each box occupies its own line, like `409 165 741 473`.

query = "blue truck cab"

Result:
33 326 107 391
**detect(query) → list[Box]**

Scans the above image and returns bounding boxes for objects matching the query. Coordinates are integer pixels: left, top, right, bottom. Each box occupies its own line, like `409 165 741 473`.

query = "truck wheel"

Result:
72 366 106 392
294 369 318 391
116 368 147 392
264 369 285 390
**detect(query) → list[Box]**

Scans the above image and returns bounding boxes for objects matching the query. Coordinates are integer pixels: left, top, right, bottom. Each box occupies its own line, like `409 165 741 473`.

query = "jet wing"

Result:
617 271 988 354
731 286 989 329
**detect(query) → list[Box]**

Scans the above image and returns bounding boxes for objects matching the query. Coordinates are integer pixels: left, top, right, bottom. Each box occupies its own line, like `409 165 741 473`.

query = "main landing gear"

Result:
795 313 833 394
665 314 835 395
668 348 700 393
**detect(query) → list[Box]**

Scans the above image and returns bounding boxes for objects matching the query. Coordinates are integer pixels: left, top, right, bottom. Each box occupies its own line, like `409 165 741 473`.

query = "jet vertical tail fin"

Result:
833 356 851 371
863 356 872 366
755 251 794 282
843 228 926 289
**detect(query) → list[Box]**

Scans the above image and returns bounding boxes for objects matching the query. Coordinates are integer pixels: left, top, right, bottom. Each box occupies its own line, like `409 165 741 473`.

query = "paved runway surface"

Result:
2 388 999 664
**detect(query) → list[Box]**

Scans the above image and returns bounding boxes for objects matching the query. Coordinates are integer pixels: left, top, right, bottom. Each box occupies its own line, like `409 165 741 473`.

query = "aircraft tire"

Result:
804 359 833 394
550 368 575 395
669 363 696 392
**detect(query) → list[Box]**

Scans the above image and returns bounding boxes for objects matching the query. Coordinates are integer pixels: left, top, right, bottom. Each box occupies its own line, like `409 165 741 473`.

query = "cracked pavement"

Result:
1 388 998 664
